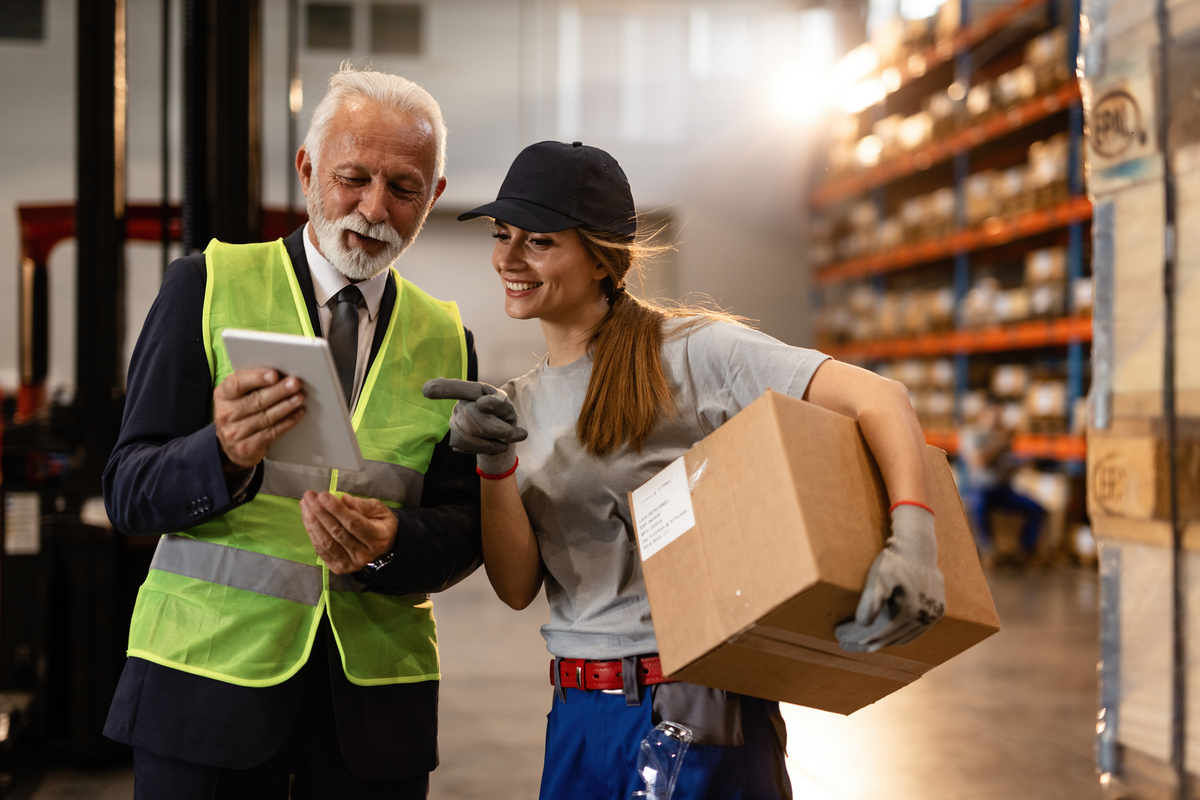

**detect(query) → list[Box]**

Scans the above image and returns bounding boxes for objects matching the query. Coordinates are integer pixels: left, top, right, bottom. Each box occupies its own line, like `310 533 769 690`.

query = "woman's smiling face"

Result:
491 222 608 323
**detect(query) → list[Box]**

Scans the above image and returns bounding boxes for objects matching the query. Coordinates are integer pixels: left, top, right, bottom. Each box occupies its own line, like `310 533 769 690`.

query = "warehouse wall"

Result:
0 0 829 394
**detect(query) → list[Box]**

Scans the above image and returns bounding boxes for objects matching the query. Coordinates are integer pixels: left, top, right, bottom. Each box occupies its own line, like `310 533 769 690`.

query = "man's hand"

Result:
836 502 946 653
300 491 398 574
213 369 306 471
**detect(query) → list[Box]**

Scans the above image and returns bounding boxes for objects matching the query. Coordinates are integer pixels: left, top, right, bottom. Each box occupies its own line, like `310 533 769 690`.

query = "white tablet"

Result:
221 329 365 472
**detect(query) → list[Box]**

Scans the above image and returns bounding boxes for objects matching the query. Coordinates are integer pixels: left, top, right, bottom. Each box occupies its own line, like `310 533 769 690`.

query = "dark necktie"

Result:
329 285 363 406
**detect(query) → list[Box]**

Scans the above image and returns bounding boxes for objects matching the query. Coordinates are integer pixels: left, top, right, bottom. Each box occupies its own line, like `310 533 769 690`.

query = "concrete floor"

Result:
24 565 1101 800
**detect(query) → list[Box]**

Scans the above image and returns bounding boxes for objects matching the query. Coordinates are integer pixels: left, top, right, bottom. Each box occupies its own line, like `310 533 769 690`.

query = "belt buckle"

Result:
576 664 585 691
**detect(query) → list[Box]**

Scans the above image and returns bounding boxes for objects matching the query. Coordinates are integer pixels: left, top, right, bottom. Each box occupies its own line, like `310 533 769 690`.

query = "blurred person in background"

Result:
102 68 481 799
425 140 948 800
959 402 1046 568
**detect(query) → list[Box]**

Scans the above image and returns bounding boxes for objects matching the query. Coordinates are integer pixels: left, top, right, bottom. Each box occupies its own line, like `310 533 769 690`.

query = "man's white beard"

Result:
307 177 420 282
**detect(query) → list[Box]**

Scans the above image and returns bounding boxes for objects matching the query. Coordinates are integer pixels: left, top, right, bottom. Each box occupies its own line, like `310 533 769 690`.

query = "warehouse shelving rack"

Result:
812 80 1082 209
810 0 1089 472
813 195 1091 284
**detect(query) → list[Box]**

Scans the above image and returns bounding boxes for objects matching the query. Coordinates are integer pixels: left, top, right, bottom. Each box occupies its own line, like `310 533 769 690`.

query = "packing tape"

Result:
730 624 932 685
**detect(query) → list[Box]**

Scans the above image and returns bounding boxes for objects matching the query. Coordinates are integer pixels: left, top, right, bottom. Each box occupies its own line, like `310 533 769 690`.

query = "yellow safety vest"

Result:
126 238 467 687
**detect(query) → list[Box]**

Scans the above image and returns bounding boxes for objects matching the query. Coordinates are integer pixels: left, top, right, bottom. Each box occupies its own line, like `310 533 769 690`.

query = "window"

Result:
558 7 687 145
0 0 44 41
306 3 352 50
371 4 421 56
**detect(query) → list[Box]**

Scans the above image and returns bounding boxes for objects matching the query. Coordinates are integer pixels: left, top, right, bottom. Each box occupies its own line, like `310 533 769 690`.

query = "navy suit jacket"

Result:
102 227 482 778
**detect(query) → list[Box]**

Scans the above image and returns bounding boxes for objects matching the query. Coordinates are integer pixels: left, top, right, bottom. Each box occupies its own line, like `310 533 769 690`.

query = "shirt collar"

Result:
302 223 389 321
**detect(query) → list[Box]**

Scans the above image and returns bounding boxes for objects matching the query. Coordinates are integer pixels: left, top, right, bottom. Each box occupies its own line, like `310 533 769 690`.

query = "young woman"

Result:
425 141 944 800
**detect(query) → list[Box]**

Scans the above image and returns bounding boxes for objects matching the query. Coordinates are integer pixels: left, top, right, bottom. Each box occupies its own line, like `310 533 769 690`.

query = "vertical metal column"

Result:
1065 18 1086 446
161 0 172 271
209 0 262 245
182 0 262 252
75 0 128 465
16 253 48 418
287 0 301 233
1153 0 1185 794
951 0 972 420
181 0 207 253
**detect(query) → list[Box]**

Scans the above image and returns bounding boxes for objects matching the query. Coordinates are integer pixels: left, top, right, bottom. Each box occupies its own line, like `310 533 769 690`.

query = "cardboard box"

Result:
1087 433 1200 521
992 364 1031 398
1025 380 1068 419
1025 247 1067 284
628 391 1000 715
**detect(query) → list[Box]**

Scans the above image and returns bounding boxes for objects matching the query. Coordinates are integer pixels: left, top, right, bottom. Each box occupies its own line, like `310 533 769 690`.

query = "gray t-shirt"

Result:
502 318 830 659
958 426 998 489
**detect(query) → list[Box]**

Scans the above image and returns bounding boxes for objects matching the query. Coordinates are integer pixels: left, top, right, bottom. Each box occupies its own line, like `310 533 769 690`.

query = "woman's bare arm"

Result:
803 359 929 507
480 475 546 610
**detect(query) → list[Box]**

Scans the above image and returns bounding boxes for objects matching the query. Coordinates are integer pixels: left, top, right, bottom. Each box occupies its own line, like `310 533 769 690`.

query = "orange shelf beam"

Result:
812 80 1082 210
925 430 1087 461
924 430 959 453
822 315 1093 360
814 195 1092 286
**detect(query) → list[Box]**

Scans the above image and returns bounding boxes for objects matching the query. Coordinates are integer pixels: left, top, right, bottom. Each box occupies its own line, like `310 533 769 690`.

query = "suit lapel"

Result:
282 227 322 337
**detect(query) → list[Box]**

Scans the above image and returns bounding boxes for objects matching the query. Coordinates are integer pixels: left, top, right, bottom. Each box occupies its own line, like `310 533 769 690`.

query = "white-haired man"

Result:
102 68 481 799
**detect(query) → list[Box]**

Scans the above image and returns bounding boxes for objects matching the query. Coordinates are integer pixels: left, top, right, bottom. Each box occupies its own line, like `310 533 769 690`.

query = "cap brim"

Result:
456 198 582 233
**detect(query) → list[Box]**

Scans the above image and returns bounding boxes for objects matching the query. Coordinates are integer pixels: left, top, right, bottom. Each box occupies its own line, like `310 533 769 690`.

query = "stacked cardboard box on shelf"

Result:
824 13 1068 183
814 284 959 346
1024 247 1069 320
814 121 1075 270
1083 2 1200 792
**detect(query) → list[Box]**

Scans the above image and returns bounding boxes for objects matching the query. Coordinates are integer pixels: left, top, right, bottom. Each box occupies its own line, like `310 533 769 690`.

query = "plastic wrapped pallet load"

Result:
628 390 1000 715
1095 536 1200 792
1084 36 1200 787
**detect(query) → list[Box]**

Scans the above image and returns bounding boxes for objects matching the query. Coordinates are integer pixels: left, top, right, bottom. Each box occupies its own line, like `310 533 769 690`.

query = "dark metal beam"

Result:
182 0 207 252
75 0 127 462
182 0 262 252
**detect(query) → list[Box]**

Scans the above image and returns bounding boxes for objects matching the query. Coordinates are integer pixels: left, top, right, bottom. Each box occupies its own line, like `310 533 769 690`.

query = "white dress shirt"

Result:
302 224 391 411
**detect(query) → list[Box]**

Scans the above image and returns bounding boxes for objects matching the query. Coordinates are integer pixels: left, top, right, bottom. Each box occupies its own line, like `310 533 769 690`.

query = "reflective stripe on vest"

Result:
151 534 430 601
151 534 323 606
260 459 426 506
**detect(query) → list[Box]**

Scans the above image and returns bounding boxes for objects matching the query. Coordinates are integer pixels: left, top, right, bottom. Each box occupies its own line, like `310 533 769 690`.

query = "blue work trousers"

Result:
967 484 1046 554
539 685 791 800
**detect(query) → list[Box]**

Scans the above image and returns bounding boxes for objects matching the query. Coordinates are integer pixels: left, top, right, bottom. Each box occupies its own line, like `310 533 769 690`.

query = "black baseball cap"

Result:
457 141 637 238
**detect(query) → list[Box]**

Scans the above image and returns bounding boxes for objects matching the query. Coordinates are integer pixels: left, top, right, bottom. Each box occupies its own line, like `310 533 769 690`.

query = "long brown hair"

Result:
575 225 745 456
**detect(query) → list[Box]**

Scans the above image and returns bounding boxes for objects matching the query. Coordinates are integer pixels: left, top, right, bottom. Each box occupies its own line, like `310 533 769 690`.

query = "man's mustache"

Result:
339 214 404 247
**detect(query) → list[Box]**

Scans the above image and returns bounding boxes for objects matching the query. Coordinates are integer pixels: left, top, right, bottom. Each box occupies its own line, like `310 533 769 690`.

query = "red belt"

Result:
551 656 675 691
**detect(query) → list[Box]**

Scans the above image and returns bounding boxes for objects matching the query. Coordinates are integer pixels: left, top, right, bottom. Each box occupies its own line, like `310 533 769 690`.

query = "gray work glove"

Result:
836 503 946 653
422 378 528 475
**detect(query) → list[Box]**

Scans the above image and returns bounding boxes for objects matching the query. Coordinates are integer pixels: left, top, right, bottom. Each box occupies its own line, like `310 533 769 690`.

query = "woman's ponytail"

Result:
574 225 742 455
578 288 673 455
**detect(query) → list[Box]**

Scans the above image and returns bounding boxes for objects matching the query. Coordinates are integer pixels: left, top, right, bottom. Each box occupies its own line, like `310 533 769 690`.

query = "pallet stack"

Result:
1083 0 1200 796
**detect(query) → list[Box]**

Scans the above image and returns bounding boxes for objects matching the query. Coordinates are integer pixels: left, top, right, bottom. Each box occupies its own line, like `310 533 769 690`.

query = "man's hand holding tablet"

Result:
213 369 307 473
220 329 364 472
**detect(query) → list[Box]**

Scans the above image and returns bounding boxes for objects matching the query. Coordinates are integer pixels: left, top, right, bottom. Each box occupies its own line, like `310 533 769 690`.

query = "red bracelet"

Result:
477 457 518 481
890 500 935 515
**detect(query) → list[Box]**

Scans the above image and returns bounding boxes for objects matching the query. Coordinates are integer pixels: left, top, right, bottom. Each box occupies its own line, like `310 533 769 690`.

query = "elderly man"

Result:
102 68 480 799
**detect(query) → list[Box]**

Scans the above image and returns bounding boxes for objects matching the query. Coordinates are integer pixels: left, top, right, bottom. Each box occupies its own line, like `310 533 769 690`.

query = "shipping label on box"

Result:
629 390 1000 715
630 458 697 560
